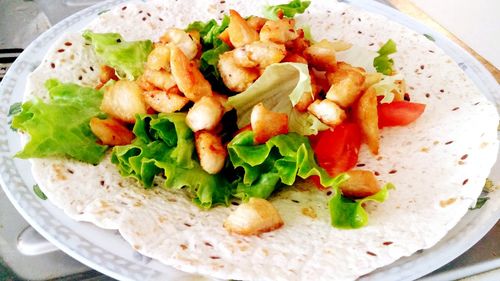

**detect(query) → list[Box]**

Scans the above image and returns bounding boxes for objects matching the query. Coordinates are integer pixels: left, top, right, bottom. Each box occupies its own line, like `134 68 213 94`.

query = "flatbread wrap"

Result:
10 0 499 280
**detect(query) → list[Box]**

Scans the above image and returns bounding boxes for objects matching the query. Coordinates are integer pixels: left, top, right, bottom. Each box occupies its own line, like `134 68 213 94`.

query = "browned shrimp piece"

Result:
142 87 189 113
170 46 212 101
251 103 289 144
260 18 298 44
224 198 284 236
304 39 338 71
354 87 380 154
100 80 147 123
340 170 381 198
307 99 346 127
218 51 259 92
195 130 227 174
160 28 199 60
227 9 259 48
90 117 135 146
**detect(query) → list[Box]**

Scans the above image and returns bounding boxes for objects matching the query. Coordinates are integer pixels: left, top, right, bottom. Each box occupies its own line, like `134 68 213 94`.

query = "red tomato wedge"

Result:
309 123 362 189
378 101 425 128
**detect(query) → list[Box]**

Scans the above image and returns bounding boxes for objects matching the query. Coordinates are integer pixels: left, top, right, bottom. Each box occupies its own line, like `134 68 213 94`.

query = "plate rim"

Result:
0 0 498 280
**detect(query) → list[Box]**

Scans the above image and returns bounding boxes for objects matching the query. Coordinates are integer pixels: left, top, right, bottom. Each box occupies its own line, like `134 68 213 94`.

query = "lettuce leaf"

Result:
373 39 397 75
186 16 230 86
227 63 328 135
329 183 394 229
83 30 152 80
11 79 107 164
372 73 404 103
228 131 347 200
263 0 311 20
111 113 232 208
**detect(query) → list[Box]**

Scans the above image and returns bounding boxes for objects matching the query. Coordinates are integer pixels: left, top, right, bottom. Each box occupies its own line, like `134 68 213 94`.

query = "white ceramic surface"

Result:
0 0 498 280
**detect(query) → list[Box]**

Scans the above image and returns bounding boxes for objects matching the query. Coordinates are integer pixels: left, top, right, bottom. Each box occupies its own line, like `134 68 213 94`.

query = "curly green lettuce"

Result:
228 131 345 200
111 113 232 208
186 15 230 86
11 79 107 164
228 131 390 228
83 30 152 80
373 39 397 75
329 183 394 228
263 0 311 20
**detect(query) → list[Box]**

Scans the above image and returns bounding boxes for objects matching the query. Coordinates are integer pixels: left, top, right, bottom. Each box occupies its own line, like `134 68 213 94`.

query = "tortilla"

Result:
22 0 498 280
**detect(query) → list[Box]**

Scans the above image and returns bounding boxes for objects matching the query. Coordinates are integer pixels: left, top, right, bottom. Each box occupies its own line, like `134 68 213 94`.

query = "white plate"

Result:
0 0 498 280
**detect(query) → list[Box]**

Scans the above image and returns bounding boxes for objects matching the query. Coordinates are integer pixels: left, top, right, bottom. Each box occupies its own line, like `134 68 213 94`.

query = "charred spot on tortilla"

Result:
301 206 317 218
439 198 457 207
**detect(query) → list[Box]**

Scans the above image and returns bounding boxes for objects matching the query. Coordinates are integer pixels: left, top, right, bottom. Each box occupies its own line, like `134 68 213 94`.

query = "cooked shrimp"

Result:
251 103 289 144
326 69 365 108
246 16 267 32
99 65 118 84
260 18 298 44
307 99 346 127
195 130 227 174
294 70 320 112
354 87 379 154
185 96 224 132
170 46 212 101
142 87 189 113
218 51 259 92
227 9 259 48
89 117 135 146
224 198 284 236
233 41 286 68
160 28 199 60
142 68 176 91
218 29 233 48
284 28 310 54
136 75 157 91
340 170 381 198
304 39 338 71
282 53 308 64
146 44 171 71
100 80 147 123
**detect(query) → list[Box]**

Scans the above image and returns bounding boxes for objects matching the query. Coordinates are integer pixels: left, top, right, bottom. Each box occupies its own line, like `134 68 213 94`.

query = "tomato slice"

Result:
309 123 362 189
378 101 425 128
